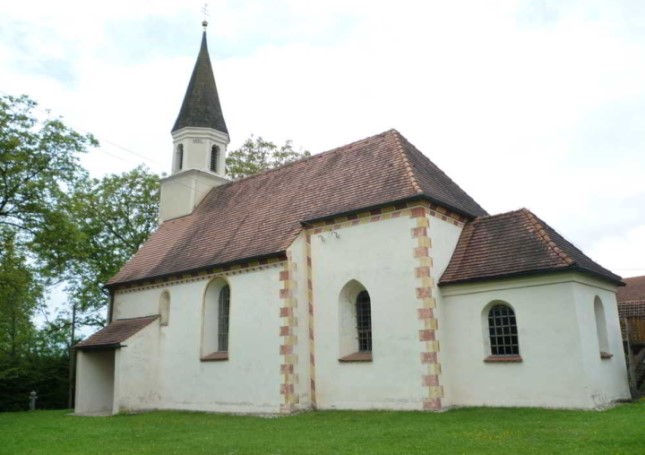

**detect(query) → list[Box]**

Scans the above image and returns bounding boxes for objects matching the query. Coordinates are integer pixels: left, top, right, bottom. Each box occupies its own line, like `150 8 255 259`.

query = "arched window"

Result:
159 291 170 326
176 144 184 171
487 304 519 357
356 290 372 352
218 285 230 351
594 296 610 358
210 145 219 173
338 280 373 361
201 278 230 361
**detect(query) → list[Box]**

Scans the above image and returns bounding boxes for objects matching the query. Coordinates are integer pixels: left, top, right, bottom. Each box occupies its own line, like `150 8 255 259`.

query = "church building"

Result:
74 23 631 415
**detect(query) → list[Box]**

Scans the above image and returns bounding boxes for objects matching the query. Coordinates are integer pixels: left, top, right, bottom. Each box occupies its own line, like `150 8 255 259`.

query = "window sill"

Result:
339 352 373 362
484 355 523 363
201 351 229 361
600 351 613 360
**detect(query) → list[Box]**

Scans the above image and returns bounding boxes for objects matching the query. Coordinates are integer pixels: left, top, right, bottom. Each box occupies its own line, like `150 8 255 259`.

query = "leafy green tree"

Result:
66 165 159 325
226 136 310 180
0 233 42 360
0 94 96 279
0 232 69 412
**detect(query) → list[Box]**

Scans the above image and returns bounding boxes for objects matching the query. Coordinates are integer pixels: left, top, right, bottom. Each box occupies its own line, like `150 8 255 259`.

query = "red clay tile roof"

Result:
617 276 645 302
617 276 645 318
108 129 487 286
439 208 623 286
75 316 158 351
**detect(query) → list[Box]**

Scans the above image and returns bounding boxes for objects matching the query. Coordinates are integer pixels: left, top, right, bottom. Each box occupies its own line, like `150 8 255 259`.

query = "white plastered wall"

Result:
571 279 630 405
158 169 227 222
440 273 630 409
310 212 462 410
75 350 115 415
113 320 161 413
111 264 284 413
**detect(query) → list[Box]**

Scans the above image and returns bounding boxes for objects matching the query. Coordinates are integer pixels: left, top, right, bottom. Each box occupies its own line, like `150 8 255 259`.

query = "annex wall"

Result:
440 274 629 409
113 320 161 412
75 350 115 415
571 279 631 405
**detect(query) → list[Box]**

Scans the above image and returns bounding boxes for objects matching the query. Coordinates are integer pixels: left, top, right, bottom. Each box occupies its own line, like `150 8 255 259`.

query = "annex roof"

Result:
75 316 158 351
108 129 487 286
172 31 228 134
440 208 623 286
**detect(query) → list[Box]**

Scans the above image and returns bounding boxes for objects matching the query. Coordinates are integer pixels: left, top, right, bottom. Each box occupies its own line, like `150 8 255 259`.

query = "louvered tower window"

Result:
210 145 219 172
176 144 184 171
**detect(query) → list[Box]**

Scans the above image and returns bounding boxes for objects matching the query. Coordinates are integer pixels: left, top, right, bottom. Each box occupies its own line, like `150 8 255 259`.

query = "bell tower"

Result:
159 21 230 223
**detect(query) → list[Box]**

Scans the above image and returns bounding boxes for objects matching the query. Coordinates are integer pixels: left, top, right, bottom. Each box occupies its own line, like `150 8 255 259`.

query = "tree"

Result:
0 233 42 360
66 165 160 325
0 94 96 280
226 136 310 180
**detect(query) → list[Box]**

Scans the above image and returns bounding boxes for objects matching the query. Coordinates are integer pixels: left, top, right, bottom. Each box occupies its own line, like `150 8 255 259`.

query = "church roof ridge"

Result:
222 129 399 187
108 129 486 287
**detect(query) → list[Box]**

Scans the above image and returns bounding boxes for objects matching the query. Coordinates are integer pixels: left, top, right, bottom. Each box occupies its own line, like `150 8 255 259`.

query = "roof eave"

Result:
439 266 624 288
75 343 122 352
106 251 288 290
302 194 479 226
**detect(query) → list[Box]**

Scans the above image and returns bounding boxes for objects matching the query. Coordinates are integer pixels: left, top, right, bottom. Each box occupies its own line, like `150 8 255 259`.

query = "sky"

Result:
1 0 644 282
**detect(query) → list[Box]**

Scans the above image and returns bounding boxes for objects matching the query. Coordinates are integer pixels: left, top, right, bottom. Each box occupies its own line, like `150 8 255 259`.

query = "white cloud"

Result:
0 0 644 280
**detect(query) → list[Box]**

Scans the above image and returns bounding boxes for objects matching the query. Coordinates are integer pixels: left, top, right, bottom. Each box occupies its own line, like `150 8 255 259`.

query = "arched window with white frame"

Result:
594 296 611 359
338 280 373 362
201 278 230 361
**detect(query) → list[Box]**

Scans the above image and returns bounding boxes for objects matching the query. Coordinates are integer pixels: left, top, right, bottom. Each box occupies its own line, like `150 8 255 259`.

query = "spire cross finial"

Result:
201 3 210 30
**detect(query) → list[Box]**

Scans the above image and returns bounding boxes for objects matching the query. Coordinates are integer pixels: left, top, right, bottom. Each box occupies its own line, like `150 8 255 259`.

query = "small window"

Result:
338 281 373 362
160 291 170 326
201 278 230 361
176 144 184 171
218 285 230 351
594 296 611 359
356 290 372 352
210 145 219 173
487 304 520 357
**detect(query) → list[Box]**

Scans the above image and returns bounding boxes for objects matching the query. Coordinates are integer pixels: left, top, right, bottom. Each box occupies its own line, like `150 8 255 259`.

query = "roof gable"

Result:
109 129 486 286
440 208 622 286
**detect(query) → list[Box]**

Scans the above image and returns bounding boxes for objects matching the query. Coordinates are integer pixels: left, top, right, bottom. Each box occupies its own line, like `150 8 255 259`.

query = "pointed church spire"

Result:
172 22 228 134
160 22 230 223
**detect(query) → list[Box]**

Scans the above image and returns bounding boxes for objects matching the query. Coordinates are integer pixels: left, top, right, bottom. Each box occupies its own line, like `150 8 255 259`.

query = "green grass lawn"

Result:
0 403 643 454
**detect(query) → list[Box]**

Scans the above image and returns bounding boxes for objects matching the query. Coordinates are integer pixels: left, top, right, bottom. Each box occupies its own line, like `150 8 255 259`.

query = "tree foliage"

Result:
0 234 42 360
226 136 310 180
0 95 160 410
0 94 96 279
0 232 69 412
66 165 159 324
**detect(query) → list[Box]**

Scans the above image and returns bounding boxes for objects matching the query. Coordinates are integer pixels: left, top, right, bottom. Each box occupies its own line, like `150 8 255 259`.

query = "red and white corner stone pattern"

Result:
411 205 443 410
305 233 317 408
279 253 299 413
